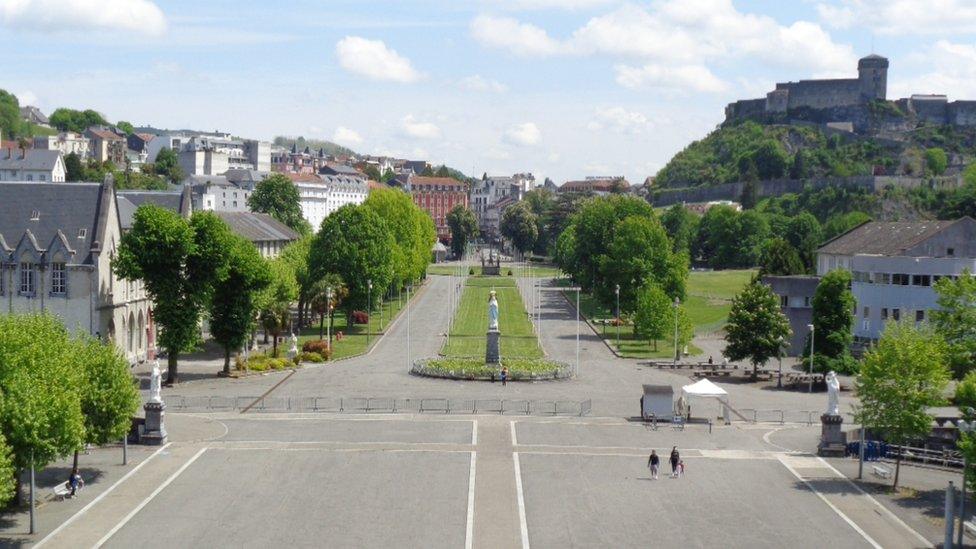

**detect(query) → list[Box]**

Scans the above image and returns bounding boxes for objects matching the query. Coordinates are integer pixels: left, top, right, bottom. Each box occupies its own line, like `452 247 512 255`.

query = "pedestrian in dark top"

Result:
501 366 509 386
68 468 83 496
670 446 680 478
647 450 660 480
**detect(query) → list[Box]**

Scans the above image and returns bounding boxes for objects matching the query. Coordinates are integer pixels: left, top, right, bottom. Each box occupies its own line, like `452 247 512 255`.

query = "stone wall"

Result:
948 101 976 126
785 79 862 110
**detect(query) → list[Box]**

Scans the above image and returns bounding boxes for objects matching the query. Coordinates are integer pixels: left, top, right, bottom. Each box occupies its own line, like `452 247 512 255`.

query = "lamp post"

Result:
406 284 412 371
807 323 815 393
326 286 332 346
673 297 680 367
957 412 976 547
615 284 621 351
367 279 372 347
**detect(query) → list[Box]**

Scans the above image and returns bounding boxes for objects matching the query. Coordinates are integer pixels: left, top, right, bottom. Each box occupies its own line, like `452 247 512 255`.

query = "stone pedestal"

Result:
142 401 168 446
486 330 501 364
818 413 846 456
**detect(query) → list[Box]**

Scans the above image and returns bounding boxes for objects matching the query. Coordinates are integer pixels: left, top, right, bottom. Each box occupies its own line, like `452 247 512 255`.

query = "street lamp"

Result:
326 286 332 346
673 297 680 367
957 412 976 547
807 323 815 393
615 284 621 351
367 279 373 347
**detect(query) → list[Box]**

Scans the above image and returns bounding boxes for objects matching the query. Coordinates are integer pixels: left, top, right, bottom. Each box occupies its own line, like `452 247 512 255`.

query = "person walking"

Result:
501 366 509 386
669 446 680 478
647 450 660 480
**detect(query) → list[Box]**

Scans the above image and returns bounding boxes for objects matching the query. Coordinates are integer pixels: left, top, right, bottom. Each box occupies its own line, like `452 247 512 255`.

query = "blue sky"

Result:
2 0 976 183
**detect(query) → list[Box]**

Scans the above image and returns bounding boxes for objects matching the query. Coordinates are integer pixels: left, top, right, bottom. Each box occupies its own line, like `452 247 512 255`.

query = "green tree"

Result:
362 165 381 181
0 89 23 139
256 257 298 357
75 337 140 469
310 204 396 321
49 108 108 133
279 236 315 328
363 187 435 287
724 278 792 379
65 152 85 182
789 150 809 179
446 205 479 258
661 204 699 254
810 269 856 374
633 282 671 350
598 215 687 312
750 140 789 180
116 121 135 135
154 147 185 184
435 165 451 177
248 173 312 234
695 205 768 268
855 321 949 487
759 238 805 276
114 207 233 384
210 237 272 373
381 168 396 183
500 201 539 256
925 147 948 175
740 179 759 210
785 213 822 272
553 224 577 279
932 270 976 378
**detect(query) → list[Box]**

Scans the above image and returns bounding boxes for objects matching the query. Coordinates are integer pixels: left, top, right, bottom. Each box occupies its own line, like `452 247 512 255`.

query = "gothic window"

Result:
19 261 35 295
52 262 66 295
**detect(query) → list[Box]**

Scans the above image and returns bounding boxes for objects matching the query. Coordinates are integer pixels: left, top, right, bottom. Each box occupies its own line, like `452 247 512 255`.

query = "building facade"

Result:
34 132 90 158
291 173 369 231
0 148 66 182
762 275 819 356
85 127 126 165
189 176 251 212
407 175 469 243
215 211 299 258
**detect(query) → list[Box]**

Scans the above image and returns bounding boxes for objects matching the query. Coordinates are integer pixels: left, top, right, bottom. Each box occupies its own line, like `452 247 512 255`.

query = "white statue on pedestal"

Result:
825 370 840 416
488 290 499 331
149 360 163 404
288 332 299 358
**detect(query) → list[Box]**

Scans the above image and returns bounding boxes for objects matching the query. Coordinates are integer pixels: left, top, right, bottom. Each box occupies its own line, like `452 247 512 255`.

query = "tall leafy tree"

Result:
310 204 396 321
598 215 686 312
279 236 315 327
74 337 140 469
210 237 272 373
855 322 949 488
633 283 672 351
64 152 85 182
0 89 23 139
785 212 822 272
115 207 233 384
446 205 479 258
248 173 312 234
661 204 699 254
932 270 976 378
49 108 108 133
116 121 135 135
500 201 539 256
363 187 435 287
153 147 186 184
810 269 856 373
724 278 792 379
759 238 805 276
256 257 299 356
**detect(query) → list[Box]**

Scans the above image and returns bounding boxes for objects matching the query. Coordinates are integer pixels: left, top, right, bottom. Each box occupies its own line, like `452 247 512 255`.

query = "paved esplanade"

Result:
33 273 932 548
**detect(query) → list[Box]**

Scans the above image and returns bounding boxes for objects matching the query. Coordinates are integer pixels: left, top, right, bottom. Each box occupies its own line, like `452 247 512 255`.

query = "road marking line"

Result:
211 439 472 447
466 452 476 549
225 415 476 423
510 420 518 446
472 420 478 446
777 455 882 549
94 447 208 548
815 456 933 548
33 443 173 549
513 452 530 549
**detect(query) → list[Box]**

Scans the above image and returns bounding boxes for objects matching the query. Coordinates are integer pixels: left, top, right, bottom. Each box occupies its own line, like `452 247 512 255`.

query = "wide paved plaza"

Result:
17 272 940 548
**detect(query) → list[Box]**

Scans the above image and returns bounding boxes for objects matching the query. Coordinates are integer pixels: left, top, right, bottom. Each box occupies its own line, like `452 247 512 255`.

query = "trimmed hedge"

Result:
412 358 571 381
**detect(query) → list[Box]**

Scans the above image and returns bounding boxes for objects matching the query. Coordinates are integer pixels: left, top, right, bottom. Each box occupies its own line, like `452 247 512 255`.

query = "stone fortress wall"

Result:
725 54 976 128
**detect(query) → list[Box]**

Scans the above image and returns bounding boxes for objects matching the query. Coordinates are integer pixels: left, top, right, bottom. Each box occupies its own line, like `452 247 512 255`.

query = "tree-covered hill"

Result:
272 136 356 157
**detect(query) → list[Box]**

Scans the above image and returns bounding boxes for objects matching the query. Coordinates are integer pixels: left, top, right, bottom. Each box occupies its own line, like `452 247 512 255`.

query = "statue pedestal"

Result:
818 414 846 457
142 401 168 446
486 330 501 364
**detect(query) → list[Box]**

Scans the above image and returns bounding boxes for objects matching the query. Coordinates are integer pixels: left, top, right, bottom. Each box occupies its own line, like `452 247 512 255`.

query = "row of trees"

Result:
64 147 185 190
0 314 139 505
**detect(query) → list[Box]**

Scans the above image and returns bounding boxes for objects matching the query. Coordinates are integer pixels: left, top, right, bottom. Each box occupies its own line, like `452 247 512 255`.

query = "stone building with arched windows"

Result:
0 179 184 364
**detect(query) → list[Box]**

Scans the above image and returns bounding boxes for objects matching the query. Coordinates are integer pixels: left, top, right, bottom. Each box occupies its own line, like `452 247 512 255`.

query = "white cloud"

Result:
492 0 616 9
547 152 561 163
16 90 39 107
0 0 166 36
458 75 508 93
484 147 512 160
332 126 364 146
505 122 541 146
335 36 422 83
586 106 650 133
400 115 442 139
818 0 976 35
470 15 563 57
615 64 728 93
890 40 976 99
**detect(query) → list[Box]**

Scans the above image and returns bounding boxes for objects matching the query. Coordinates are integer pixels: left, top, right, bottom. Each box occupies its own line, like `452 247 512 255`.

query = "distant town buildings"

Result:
34 132 89 158
559 176 630 195
406 175 469 243
214 211 299 258
85 127 127 165
289 173 369 231
0 148 66 182
189 175 251 212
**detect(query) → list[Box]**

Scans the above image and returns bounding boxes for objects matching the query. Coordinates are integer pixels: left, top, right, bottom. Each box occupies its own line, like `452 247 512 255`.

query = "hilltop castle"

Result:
725 55 976 130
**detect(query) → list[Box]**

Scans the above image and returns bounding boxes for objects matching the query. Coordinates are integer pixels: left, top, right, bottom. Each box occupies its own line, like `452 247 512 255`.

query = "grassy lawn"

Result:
560 269 754 358
441 276 543 359
297 286 413 360
427 264 563 278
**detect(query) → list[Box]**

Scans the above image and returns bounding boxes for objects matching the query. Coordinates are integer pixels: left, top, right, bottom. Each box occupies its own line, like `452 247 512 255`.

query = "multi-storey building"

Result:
85 127 126 165
0 148 66 182
189 175 251 212
215 211 299 259
407 175 468 243
34 132 90 158
290 173 368 231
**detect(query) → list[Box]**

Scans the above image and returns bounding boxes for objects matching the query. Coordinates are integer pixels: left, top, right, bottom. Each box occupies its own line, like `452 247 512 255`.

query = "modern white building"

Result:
189 175 251 212
291 174 368 231
150 133 271 174
0 148 66 182
34 132 90 158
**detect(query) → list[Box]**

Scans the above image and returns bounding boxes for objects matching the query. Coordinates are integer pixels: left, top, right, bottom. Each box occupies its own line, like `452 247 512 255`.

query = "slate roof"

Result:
817 219 962 256
0 149 62 171
0 182 103 263
214 211 299 243
320 162 363 177
117 189 190 230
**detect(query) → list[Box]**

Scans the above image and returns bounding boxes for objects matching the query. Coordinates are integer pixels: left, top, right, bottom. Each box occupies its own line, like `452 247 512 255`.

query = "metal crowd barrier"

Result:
737 409 822 425
166 395 593 416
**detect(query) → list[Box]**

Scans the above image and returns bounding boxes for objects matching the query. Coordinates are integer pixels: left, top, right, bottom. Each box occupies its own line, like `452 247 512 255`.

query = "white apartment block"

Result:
293 174 368 231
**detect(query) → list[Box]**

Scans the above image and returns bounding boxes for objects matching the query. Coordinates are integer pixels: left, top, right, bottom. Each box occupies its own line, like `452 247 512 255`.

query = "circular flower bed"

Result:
411 358 572 381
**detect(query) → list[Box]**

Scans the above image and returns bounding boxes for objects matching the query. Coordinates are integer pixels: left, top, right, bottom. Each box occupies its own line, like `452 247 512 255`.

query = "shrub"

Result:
352 310 369 325
469 267 475 275
246 355 295 371
507 269 513 276
302 339 331 355
301 352 325 363
956 371 976 412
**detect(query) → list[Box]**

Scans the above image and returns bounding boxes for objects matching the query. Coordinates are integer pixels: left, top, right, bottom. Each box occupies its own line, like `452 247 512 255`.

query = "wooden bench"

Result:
871 465 892 479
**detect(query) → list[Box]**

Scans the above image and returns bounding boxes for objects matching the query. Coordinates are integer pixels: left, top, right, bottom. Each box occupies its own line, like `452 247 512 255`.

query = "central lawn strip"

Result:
441 276 543 359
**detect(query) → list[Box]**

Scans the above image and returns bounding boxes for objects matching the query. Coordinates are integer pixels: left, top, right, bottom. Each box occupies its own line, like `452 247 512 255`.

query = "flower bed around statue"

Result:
411 358 572 381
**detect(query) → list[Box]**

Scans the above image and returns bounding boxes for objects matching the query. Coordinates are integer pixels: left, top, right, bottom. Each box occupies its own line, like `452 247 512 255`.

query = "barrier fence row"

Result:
736 408 826 425
165 395 593 416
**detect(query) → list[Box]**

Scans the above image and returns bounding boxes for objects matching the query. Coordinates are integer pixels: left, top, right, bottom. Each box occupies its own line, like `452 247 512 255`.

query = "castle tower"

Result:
858 54 888 102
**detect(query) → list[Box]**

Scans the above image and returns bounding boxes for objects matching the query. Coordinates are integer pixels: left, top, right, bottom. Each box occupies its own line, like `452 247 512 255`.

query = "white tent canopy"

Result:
681 379 730 423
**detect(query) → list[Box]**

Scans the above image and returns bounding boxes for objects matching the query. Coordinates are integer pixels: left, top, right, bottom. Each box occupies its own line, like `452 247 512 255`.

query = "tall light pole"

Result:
326 286 332 346
367 279 372 347
673 297 680 367
807 323 815 393
406 284 411 371
958 412 976 547
615 284 621 351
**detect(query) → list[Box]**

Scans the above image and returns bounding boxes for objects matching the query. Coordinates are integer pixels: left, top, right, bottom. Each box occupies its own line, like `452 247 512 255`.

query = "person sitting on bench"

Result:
68 468 84 497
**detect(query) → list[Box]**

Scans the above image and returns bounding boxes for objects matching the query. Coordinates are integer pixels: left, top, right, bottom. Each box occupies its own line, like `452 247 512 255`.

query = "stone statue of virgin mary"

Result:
488 290 499 331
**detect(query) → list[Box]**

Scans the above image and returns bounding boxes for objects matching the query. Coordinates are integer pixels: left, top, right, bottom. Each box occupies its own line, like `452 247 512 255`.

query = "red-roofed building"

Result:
407 175 468 243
